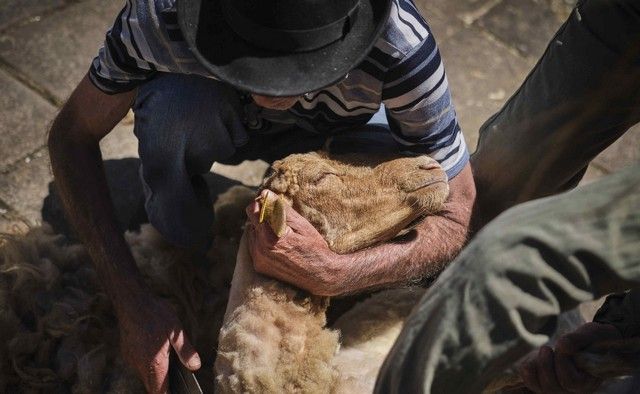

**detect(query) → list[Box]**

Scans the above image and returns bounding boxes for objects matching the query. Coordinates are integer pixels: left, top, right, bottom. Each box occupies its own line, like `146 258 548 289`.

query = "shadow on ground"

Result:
42 158 246 242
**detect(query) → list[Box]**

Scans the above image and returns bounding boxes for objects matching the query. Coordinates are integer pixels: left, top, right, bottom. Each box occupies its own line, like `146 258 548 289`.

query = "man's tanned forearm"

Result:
48 75 144 313
51 76 203 392
333 163 475 294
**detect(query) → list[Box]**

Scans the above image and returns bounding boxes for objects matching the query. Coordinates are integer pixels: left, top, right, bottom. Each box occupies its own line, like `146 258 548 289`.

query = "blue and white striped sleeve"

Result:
381 4 468 179
88 1 157 94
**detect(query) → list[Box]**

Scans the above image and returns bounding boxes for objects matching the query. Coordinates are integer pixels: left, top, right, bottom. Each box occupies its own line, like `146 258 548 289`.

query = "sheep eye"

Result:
311 172 339 184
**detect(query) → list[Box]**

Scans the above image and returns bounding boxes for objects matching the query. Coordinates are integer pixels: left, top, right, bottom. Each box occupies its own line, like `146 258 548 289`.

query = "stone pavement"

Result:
0 0 638 232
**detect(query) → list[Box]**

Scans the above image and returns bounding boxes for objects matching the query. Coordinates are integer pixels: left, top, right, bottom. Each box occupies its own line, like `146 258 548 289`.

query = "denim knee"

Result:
131 73 248 250
133 73 248 171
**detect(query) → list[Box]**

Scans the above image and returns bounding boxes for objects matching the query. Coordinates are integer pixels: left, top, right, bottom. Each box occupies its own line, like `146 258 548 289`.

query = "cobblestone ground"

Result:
0 0 638 232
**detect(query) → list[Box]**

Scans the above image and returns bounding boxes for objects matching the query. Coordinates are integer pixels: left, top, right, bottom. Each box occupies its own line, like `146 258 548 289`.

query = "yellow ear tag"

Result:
259 194 287 238
259 196 269 224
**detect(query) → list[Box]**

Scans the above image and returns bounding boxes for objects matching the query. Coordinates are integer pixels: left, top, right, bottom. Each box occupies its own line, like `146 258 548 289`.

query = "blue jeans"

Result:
132 74 399 250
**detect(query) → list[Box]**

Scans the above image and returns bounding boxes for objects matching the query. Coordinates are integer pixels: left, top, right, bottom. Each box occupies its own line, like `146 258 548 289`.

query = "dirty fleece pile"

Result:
0 186 255 393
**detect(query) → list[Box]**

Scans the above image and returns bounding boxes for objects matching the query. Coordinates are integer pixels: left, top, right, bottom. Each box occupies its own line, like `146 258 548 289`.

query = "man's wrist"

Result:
327 244 399 296
315 247 348 296
106 274 153 317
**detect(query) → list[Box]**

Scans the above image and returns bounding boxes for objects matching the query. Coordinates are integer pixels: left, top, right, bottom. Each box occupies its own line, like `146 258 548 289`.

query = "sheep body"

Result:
331 287 426 393
216 235 340 393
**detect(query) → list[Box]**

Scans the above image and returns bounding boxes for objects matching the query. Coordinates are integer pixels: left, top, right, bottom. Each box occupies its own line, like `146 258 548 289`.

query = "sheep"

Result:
215 151 640 393
214 151 450 393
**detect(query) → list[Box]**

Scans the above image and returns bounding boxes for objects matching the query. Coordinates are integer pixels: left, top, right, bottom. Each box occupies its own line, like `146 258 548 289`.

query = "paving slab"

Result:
593 123 640 173
423 9 465 40
0 203 29 235
0 149 51 224
0 0 63 32
0 114 137 228
416 0 502 25
438 26 533 150
100 116 138 160
0 68 57 172
213 161 270 188
412 2 465 40
549 0 576 21
579 163 608 185
0 0 123 103
477 0 562 59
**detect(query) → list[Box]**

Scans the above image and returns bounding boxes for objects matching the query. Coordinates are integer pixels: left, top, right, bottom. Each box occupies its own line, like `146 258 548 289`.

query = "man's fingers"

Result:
252 215 281 245
518 355 543 393
170 329 201 371
246 199 261 226
537 346 564 393
281 201 304 224
280 201 319 234
144 345 171 394
556 322 621 354
157 366 170 394
145 369 169 394
554 351 589 392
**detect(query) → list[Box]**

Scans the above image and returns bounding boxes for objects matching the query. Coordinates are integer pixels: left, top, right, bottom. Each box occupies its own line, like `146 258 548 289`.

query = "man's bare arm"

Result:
334 162 475 293
48 75 200 393
247 162 475 296
48 75 142 303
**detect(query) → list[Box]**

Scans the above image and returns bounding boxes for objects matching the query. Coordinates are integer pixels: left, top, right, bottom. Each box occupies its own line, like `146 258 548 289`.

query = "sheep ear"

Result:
259 194 288 238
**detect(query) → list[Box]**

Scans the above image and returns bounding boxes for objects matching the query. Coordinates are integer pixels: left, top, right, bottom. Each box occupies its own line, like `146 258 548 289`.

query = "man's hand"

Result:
245 163 475 296
518 322 622 393
118 289 201 393
246 190 344 296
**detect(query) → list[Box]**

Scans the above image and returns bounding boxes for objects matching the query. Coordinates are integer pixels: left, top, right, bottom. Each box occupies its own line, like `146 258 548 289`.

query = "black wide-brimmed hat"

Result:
178 0 391 96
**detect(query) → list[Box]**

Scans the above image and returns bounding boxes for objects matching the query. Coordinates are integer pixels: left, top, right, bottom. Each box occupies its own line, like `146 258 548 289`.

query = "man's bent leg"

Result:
471 0 640 228
133 73 248 251
375 163 640 394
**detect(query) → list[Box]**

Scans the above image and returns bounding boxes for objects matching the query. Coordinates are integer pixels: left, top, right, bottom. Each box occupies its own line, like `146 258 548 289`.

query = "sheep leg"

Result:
222 229 263 321
215 229 340 393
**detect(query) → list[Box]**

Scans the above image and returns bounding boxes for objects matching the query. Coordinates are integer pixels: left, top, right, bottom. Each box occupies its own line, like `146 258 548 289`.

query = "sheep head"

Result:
262 151 449 254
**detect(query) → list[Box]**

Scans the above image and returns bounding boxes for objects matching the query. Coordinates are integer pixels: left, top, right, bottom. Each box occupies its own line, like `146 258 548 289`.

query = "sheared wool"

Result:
0 185 255 393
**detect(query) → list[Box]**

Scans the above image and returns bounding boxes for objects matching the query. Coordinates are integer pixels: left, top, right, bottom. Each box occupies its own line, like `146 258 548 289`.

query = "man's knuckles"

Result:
518 363 541 393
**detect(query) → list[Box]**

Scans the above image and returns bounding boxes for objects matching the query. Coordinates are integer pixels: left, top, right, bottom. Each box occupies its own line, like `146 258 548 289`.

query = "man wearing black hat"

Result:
47 0 475 391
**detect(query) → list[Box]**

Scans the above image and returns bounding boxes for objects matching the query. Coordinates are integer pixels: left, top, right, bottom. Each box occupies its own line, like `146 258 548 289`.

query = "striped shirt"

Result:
89 0 468 178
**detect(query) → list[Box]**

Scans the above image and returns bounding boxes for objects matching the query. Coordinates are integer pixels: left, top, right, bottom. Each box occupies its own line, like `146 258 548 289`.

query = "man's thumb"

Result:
170 330 201 371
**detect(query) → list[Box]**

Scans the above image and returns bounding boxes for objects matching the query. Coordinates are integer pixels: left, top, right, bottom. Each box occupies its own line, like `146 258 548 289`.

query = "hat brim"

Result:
178 0 390 96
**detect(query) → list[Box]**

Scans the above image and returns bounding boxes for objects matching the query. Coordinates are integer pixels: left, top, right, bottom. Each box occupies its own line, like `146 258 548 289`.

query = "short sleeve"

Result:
88 2 157 94
593 290 640 338
381 26 468 179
